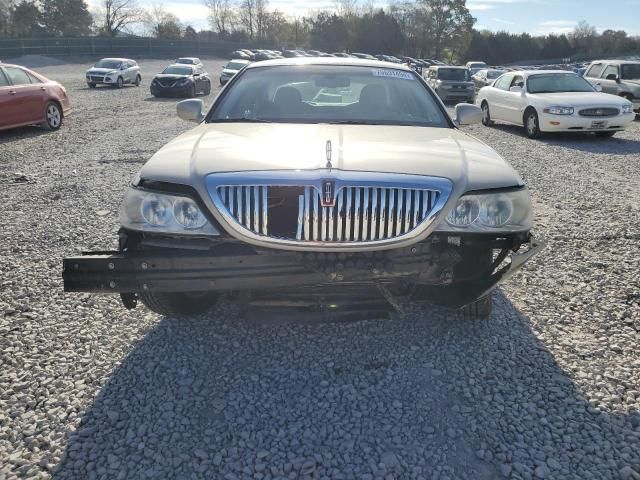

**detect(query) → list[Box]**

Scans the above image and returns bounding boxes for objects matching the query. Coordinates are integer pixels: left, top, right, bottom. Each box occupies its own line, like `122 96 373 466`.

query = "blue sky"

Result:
93 0 640 35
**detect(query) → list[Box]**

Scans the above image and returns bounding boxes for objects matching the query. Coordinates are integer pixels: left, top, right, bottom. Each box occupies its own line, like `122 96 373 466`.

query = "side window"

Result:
494 74 512 90
27 72 42 84
585 63 603 78
602 65 618 79
510 75 524 88
4 67 32 86
0 69 9 87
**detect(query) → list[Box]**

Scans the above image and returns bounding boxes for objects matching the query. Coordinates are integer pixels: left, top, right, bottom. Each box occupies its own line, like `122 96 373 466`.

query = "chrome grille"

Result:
579 107 619 117
216 185 440 243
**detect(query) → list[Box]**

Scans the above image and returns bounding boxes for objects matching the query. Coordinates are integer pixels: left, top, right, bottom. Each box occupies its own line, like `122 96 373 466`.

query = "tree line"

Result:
1 0 638 64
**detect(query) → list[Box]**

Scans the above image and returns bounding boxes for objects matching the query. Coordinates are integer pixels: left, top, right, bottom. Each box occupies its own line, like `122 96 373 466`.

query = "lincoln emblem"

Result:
322 181 335 206
325 140 332 170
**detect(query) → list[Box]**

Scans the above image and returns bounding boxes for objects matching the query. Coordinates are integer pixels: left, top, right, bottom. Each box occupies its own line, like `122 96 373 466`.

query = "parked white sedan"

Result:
476 70 635 138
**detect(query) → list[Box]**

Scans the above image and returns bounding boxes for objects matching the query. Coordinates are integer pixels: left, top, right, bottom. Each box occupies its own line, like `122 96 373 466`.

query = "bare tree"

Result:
334 0 357 16
100 0 144 36
238 0 255 39
143 4 182 38
204 0 234 37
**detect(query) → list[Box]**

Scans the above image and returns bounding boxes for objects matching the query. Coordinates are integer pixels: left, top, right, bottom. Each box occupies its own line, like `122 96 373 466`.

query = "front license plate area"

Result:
591 120 607 129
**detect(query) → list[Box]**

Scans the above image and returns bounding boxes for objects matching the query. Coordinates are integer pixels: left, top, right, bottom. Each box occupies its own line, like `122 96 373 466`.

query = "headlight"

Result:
176 78 192 86
120 188 219 235
543 106 574 115
622 104 633 114
107 70 118 76
438 188 532 232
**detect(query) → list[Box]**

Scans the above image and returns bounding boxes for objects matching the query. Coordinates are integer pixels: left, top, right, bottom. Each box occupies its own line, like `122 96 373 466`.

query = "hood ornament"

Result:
325 140 332 170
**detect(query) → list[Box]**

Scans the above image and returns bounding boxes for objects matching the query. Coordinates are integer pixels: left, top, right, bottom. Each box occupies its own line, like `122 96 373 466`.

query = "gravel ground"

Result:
1 58 639 480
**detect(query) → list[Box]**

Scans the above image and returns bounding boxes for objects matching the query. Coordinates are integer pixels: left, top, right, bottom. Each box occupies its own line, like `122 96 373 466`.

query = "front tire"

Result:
524 108 542 139
42 102 62 131
134 75 141 86
481 101 494 126
188 85 196 98
138 291 219 316
87 82 96 89
116 77 124 89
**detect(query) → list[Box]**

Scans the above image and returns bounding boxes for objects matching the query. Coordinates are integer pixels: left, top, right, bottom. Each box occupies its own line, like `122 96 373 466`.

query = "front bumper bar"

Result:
62 238 544 308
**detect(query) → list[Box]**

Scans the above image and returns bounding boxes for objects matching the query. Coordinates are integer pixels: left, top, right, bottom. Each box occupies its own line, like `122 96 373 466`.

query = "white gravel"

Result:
1 58 639 480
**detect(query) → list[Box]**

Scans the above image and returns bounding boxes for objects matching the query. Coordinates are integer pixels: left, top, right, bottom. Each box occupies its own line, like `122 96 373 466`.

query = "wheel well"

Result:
480 99 488 107
47 100 63 119
523 106 537 125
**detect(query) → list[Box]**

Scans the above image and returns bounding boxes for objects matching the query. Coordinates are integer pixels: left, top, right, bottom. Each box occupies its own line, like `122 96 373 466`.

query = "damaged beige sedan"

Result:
63 58 544 319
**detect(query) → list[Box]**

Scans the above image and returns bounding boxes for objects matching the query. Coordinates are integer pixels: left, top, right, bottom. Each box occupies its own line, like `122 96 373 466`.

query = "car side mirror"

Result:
605 73 619 82
120 65 126 70
454 103 482 126
509 86 523 93
177 99 205 123
595 84 603 92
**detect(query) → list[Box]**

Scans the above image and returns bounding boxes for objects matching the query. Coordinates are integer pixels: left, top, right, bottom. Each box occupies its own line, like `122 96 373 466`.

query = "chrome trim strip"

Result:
362 188 369 241
207 170 453 251
380 188 386 240
244 187 250 229
345 188 352 241
262 186 268 235
404 189 411 233
336 190 344 241
387 189 394 239
370 187 378 241
253 186 259 232
303 187 311 241
354 187 361 241
296 194 303 240
413 190 420 228
312 190 319 241
396 189 403 237
328 205 334 241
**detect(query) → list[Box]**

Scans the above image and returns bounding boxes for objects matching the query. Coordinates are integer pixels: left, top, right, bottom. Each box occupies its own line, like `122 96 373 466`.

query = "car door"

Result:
486 73 514 121
2 66 46 126
598 65 620 95
584 62 604 89
0 68 18 129
501 74 526 124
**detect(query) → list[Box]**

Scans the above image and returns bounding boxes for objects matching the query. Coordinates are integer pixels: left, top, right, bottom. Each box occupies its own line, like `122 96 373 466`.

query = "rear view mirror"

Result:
177 99 205 123
314 75 351 88
454 103 482 126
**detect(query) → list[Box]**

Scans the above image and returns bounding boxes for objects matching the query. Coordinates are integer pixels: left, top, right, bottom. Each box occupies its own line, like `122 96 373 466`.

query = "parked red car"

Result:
0 63 71 132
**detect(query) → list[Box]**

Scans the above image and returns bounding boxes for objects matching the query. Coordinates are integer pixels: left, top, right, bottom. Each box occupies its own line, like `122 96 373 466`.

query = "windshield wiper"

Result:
326 120 384 125
210 118 274 123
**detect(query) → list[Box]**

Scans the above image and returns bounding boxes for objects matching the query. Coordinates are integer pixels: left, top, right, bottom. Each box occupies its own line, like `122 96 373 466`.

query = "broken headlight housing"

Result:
120 188 219 235
437 188 532 233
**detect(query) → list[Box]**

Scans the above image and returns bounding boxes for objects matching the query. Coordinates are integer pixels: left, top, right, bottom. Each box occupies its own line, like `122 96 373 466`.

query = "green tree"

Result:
422 0 475 59
184 24 197 38
353 10 404 55
40 0 93 36
310 12 349 52
12 0 42 37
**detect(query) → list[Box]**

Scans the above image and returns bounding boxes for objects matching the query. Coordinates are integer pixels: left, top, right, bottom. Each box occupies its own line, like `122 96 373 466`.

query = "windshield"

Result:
226 61 247 71
527 73 594 93
208 65 448 127
94 60 121 69
162 66 193 75
621 64 640 80
437 68 469 81
487 70 505 79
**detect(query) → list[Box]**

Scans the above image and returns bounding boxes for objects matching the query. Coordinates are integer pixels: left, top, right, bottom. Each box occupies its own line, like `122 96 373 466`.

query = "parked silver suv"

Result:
86 58 142 89
427 66 475 103
584 60 640 113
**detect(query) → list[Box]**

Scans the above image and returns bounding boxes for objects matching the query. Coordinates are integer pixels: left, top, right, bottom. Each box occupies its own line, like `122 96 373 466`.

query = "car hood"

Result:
87 67 118 74
138 124 523 200
529 91 631 106
154 74 191 80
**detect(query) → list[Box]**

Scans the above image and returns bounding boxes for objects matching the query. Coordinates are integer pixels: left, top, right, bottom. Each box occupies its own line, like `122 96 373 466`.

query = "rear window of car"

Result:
177 58 194 64
437 68 469 81
621 64 640 80
4 67 32 85
0 69 9 87
208 65 449 127
487 70 505 79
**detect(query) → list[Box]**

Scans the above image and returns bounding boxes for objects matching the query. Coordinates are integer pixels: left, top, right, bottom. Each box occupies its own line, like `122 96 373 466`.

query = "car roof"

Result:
165 63 194 69
517 70 579 76
589 59 640 65
98 58 133 62
244 57 412 70
227 59 251 64
177 57 199 60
